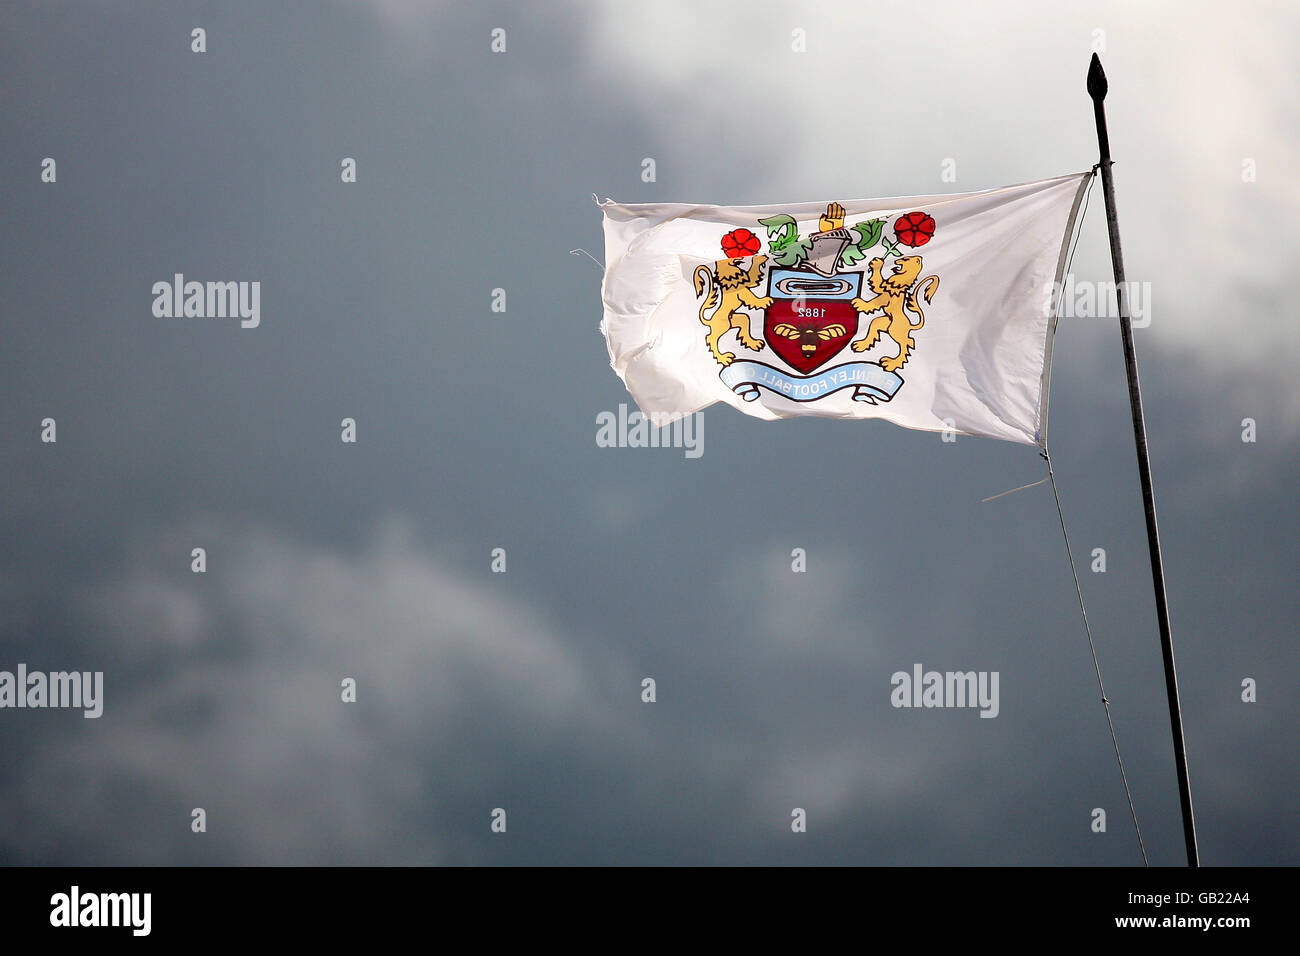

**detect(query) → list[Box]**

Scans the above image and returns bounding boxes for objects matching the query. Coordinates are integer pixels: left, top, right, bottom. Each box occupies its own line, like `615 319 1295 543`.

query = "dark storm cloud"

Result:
0 0 1294 865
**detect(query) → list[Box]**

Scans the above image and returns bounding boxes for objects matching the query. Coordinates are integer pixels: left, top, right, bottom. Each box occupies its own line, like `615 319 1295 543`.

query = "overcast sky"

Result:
0 0 1295 865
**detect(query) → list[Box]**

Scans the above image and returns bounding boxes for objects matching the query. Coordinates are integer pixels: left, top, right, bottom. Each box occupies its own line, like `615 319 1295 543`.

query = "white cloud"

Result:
568 0 1299 380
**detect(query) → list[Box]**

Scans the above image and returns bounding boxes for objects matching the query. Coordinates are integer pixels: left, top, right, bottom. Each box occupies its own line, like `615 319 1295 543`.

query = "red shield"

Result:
763 268 863 374
764 298 859 374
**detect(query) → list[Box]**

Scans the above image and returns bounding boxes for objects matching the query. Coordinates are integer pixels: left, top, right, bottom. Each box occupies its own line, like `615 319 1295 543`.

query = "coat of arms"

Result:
692 203 941 404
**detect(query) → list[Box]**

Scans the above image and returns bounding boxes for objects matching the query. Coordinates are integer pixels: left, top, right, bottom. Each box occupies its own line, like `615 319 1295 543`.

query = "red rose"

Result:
721 227 761 258
893 211 936 247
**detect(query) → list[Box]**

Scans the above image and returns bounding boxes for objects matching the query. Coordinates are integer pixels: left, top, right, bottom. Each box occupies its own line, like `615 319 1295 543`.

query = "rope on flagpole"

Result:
1042 445 1149 866
1064 164 1101 270
1036 168 1146 865
979 476 1049 503
987 170 1146 864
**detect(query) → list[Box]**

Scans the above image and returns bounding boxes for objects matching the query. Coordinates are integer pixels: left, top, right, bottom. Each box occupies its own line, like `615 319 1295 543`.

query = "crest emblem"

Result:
693 203 941 404
764 269 859 374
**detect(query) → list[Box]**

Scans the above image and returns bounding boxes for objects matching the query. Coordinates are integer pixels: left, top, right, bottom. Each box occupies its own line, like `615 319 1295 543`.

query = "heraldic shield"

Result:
763 268 862 375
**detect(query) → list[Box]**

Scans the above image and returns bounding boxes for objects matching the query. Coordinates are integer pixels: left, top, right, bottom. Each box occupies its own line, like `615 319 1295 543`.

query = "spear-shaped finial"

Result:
1087 52 1108 102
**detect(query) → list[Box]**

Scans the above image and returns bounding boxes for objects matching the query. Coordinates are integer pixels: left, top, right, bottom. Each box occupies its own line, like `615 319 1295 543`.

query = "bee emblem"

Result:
771 322 849 359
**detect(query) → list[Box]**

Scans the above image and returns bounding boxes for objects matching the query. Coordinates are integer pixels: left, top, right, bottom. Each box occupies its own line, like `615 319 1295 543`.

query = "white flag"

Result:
599 172 1092 446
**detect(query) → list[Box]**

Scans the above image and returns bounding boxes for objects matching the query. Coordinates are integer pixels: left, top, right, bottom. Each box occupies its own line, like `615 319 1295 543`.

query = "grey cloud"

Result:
0 0 1294 866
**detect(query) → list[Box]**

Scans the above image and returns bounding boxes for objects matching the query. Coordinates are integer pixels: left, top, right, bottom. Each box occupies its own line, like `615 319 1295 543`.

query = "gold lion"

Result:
850 256 940 372
694 256 773 366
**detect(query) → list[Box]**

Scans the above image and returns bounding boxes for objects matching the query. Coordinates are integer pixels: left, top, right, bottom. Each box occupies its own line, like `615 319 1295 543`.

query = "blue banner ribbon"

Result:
719 360 903 404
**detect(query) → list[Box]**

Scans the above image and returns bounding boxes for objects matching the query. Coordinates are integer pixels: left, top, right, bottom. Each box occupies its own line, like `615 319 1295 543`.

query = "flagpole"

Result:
1087 53 1199 867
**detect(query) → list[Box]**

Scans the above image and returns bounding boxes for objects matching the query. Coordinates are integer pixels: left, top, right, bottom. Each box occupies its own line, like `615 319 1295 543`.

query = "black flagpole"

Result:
1087 53 1199 867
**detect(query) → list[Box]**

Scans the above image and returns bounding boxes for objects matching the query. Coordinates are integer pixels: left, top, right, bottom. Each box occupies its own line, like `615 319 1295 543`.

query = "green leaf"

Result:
840 219 885 268
840 243 866 268
772 236 812 267
758 214 798 250
853 218 884 249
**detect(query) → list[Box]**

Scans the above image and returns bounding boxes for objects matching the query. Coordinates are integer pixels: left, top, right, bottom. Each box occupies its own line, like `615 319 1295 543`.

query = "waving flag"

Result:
599 172 1092 446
